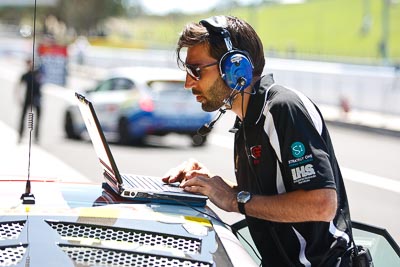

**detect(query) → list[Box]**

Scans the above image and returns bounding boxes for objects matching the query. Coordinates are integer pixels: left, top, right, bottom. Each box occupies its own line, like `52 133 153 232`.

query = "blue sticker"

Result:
291 142 305 158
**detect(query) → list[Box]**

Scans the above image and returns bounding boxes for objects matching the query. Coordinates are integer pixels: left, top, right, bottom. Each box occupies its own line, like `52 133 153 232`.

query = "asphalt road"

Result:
1 56 399 245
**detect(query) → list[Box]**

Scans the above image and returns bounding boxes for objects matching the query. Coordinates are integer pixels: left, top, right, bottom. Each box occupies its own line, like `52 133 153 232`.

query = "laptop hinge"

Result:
103 171 122 193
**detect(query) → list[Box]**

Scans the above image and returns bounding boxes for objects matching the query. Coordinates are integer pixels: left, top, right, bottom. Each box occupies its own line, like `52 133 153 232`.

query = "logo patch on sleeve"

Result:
291 164 316 184
291 142 305 158
288 141 314 167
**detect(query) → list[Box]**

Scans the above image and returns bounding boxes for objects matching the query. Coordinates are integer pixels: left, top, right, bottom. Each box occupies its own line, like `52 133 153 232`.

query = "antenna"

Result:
20 0 38 205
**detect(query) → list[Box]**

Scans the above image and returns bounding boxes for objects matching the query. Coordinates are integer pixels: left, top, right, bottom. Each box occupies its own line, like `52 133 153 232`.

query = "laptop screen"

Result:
75 93 121 183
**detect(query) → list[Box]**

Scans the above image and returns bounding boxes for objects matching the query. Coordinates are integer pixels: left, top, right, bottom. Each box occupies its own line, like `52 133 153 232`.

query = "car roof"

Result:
106 66 186 83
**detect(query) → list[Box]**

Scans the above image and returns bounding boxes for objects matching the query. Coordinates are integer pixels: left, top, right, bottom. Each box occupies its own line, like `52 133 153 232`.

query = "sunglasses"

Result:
182 61 219 80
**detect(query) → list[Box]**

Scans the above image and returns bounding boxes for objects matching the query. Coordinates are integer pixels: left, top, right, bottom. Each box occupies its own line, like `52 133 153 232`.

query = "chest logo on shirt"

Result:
250 145 262 165
250 145 261 159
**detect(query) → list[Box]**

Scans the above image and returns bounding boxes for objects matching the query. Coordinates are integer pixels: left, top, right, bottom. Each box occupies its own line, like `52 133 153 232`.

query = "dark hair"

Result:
176 15 265 77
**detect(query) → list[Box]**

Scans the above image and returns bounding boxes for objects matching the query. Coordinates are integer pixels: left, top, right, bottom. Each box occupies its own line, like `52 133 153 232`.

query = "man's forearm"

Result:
232 188 337 222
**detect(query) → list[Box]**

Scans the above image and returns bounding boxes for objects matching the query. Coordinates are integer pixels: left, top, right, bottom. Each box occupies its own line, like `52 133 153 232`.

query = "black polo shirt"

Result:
233 74 351 266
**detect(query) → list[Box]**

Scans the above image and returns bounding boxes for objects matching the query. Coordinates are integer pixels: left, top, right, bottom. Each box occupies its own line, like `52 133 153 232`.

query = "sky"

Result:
137 0 259 15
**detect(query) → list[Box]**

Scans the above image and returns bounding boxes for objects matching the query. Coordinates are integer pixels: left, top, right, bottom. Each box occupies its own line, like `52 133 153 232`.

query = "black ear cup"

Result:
200 16 254 90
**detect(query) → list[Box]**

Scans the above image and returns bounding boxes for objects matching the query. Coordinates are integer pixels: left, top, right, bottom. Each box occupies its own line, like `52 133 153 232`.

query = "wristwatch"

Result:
237 191 252 215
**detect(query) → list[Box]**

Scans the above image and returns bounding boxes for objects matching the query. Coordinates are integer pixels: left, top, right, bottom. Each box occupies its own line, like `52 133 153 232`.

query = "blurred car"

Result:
64 66 212 146
0 177 258 267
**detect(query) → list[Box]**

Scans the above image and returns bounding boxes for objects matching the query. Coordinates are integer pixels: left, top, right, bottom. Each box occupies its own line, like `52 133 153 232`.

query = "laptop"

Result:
75 92 208 207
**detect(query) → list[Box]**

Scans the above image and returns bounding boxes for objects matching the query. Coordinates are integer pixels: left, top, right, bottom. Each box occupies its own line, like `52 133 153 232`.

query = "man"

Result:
163 15 352 266
15 59 42 143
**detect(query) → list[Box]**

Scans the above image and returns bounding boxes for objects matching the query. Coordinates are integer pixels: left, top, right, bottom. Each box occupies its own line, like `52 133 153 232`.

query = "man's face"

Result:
184 43 232 112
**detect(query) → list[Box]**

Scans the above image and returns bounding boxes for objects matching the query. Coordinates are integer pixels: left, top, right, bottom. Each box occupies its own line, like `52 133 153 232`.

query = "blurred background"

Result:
0 0 399 245
2 0 399 62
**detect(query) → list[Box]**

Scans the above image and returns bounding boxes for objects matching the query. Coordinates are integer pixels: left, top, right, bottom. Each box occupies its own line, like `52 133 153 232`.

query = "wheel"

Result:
191 133 207 147
118 117 131 145
64 111 80 139
118 118 144 146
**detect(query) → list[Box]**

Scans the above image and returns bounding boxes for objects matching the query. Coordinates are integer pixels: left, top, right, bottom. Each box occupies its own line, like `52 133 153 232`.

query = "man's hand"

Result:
180 175 237 212
162 159 238 212
162 158 211 184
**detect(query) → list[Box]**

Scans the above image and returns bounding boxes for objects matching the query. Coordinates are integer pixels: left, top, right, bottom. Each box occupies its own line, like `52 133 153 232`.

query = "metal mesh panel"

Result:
47 221 201 254
59 245 212 267
0 245 27 267
0 221 25 240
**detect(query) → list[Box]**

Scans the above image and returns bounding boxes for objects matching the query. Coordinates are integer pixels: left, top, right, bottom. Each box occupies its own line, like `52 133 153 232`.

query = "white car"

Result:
64 66 212 146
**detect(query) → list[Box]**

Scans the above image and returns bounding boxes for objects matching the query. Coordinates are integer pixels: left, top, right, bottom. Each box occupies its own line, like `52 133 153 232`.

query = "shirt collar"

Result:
242 74 275 126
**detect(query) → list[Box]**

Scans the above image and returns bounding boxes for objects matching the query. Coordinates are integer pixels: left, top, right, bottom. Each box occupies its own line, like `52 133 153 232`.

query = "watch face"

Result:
237 191 251 203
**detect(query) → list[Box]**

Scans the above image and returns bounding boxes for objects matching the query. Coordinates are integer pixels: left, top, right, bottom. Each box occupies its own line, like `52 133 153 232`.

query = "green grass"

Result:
94 0 400 64
229 0 400 62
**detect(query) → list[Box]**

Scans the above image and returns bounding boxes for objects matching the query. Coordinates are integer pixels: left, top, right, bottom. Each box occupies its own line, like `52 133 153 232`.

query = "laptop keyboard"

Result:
122 174 183 192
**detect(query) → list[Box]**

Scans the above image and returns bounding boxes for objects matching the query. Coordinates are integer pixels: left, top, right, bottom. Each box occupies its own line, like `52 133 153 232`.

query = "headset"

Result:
199 16 254 91
195 16 255 140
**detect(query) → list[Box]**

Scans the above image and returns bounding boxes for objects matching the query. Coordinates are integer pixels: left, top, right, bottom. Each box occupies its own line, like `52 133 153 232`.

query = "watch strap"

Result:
238 201 246 215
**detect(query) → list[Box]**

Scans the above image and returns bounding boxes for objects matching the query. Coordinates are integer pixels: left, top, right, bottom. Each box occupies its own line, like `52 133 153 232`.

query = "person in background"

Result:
15 59 43 144
162 15 353 266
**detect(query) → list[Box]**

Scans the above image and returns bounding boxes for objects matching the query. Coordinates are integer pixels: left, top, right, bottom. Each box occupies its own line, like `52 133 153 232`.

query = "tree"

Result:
51 0 126 35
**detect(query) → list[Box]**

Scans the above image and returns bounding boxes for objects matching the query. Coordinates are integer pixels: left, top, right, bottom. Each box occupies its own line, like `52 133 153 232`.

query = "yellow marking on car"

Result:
184 216 212 227
78 207 120 218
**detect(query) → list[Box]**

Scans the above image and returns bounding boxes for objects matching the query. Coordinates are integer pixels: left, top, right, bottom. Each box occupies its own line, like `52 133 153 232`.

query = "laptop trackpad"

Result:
162 183 184 193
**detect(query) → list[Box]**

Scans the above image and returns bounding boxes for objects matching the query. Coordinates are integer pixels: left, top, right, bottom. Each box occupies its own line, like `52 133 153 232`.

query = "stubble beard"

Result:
199 78 232 112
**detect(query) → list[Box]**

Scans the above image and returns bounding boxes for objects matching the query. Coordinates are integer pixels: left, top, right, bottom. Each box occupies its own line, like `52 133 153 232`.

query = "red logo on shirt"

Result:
250 145 261 159
250 145 262 165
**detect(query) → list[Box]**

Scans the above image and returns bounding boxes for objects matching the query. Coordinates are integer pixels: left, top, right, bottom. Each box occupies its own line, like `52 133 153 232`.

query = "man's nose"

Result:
184 74 197 90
